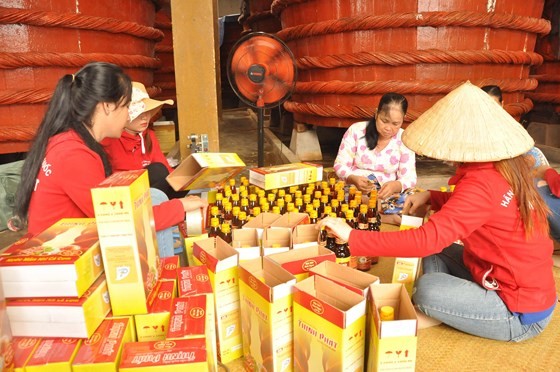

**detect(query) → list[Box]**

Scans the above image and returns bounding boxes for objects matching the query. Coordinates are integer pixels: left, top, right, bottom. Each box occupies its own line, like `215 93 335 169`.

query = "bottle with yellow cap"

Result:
223 203 233 226
272 206 281 215
238 211 248 228
379 305 395 321
228 178 237 195
334 237 351 266
208 218 221 238
220 223 232 244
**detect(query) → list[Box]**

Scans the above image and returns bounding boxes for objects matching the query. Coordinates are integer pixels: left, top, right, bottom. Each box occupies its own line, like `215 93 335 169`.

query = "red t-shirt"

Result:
102 129 173 173
27 131 184 236
544 168 560 197
349 163 556 314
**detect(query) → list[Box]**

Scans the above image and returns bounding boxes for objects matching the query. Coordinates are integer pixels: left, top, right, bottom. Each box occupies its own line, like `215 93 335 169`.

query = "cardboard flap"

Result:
310 261 379 296
369 283 418 338
262 227 292 248
193 237 238 272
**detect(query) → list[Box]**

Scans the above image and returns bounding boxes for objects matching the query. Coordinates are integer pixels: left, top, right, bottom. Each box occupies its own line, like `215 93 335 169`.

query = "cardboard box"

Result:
6 276 110 339
249 162 323 190
159 256 179 281
72 318 133 372
0 218 103 298
269 212 310 230
91 170 159 316
238 258 296 371
367 284 418 372
192 238 242 364
119 339 208 371
267 246 336 282
392 215 424 297
173 266 217 371
292 224 320 250
184 234 209 267
177 266 213 298
166 152 245 191
242 212 281 241
8 337 41 372
104 313 137 342
261 227 291 256
293 275 366 371
134 280 177 342
167 296 218 372
310 261 380 296
25 338 82 372
231 228 260 261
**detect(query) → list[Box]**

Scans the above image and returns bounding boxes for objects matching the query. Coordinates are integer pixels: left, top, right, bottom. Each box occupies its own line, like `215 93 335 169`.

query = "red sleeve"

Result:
544 168 560 197
148 130 173 173
59 148 107 217
348 176 493 257
153 199 184 231
429 190 452 211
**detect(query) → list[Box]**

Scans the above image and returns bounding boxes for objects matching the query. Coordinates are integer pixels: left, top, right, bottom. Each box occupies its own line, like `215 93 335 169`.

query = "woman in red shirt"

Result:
13 63 206 257
102 82 178 197
319 82 556 342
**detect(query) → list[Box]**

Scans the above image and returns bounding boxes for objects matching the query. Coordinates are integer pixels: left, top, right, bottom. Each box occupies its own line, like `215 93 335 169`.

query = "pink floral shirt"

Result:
334 121 417 190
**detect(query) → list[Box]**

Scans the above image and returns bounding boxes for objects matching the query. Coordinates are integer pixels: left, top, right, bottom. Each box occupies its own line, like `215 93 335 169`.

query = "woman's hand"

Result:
402 191 430 215
379 180 402 199
535 165 552 180
179 195 208 214
316 217 352 242
347 175 375 193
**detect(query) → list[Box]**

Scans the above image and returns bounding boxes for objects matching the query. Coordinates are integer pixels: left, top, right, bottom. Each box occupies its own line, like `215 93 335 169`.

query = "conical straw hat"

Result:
402 81 534 162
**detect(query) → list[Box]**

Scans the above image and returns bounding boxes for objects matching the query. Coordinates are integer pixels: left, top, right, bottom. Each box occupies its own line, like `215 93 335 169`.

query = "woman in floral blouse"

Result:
334 93 417 200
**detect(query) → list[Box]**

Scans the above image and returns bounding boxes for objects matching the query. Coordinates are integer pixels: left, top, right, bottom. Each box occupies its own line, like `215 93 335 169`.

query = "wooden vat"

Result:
272 0 550 127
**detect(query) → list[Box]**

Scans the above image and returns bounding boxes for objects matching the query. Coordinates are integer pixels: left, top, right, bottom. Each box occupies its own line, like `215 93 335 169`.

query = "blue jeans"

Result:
150 188 174 258
412 244 553 342
537 184 560 242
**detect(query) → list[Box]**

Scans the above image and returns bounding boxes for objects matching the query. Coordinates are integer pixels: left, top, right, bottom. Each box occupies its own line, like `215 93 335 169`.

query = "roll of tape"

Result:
185 208 205 236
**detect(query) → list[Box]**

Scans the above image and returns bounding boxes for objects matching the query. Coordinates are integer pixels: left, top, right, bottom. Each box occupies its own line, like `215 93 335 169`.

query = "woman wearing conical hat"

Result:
319 82 556 341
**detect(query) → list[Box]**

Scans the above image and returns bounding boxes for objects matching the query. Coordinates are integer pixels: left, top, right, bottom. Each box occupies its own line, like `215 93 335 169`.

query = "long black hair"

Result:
364 93 408 150
13 62 132 227
480 85 503 103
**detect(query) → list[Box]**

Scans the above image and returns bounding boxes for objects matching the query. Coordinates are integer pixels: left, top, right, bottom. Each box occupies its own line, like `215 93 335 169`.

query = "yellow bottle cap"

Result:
380 305 395 321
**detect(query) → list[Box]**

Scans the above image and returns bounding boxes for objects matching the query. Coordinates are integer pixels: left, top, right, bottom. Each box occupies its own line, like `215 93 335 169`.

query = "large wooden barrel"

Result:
153 0 176 104
239 0 282 35
272 0 551 128
527 0 560 114
0 0 162 153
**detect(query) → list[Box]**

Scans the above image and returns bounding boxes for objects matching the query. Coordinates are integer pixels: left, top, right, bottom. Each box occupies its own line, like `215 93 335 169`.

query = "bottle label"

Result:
357 256 371 271
368 217 377 224
336 257 350 266
358 222 368 230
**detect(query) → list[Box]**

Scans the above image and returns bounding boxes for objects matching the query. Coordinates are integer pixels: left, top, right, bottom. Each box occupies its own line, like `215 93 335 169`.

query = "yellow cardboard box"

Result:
25 338 82 372
249 162 323 190
134 280 177 342
6 276 110 339
192 237 243 364
239 258 296 371
310 260 380 296
392 215 424 297
184 234 209 267
91 170 159 316
367 283 418 372
267 246 335 282
167 296 217 372
159 256 179 282
105 313 137 342
166 152 245 191
0 218 103 298
8 337 41 372
72 317 133 372
118 339 208 371
231 228 261 261
293 275 366 371
174 265 217 371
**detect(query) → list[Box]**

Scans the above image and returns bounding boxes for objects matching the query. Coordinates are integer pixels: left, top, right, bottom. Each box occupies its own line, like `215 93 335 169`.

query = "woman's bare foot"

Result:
415 307 442 329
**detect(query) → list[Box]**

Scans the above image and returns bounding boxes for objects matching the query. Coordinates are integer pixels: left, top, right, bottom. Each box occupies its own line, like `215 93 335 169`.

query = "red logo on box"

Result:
158 291 172 301
302 259 317 271
154 341 176 350
249 276 259 290
84 333 102 345
196 273 209 282
190 307 205 319
310 299 324 315
199 251 207 264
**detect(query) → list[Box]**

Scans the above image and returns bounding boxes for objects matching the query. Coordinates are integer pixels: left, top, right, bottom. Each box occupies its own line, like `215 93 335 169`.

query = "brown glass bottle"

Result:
220 223 232 244
334 237 351 266
238 211 248 228
208 218 221 238
345 210 357 229
309 210 318 225
357 204 369 230
222 204 233 226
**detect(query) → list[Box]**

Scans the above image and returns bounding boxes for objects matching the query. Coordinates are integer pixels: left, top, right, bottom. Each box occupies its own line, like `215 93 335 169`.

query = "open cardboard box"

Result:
232 228 260 261
243 212 281 240
261 227 291 256
367 283 418 371
310 260 379 297
269 212 310 230
267 246 335 282
166 152 245 191
291 223 320 249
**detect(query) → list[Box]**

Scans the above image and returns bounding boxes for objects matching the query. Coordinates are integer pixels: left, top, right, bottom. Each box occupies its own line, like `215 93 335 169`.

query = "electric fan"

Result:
227 32 297 167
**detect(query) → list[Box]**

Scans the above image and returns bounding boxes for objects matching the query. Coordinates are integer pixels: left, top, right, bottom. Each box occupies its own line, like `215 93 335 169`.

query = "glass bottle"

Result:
329 177 337 197
261 203 270 213
357 204 369 230
272 206 281 215
295 197 304 213
380 306 395 321
210 206 222 225
252 206 261 219
240 198 249 215
325 231 336 252
330 199 340 218
231 193 240 208
309 210 318 224
320 195 329 216
368 189 381 232
221 223 232 244
319 226 328 248
248 194 258 215
334 237 351 266
223 204 233 226
345 210 356 229
228 178 237 195
208 217 221 238
238 211 248 228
